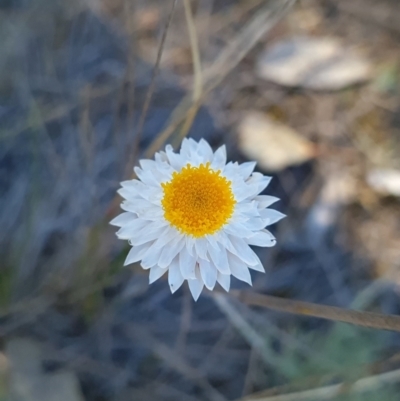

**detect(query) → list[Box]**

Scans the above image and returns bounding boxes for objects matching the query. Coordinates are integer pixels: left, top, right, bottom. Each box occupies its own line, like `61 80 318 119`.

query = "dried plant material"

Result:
238 112 316 171
145 0 296 157
256 37 372 90
367 168 400 197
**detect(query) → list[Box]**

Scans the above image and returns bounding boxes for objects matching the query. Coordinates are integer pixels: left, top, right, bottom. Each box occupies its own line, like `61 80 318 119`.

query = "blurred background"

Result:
1 0 400 400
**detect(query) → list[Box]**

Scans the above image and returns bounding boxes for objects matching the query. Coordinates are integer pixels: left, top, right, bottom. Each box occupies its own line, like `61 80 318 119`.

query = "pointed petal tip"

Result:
169 283 179 294
188 278 204 301
192 292 201 302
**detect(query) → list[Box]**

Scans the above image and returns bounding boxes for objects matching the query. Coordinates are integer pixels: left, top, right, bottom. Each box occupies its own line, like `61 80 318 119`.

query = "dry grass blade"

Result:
145 0 296 157
0 297 52 336
213 294 294 376
183 0 202 102
202 0 296 90
129 325 227 401
233 291 400 332
237 367 400 401
178 0 203 142
123 0 137 178
129 0 178 170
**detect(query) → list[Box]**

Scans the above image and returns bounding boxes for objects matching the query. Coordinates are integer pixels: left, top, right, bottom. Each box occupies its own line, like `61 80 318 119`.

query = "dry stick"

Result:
130 325 227 401
250 352 400 401
238 368 400 401
178 0 203 143
123 0 137 179
213 294 298 377
232 291 400 332
130 0 178 168
145 0 296 157
183 0 202 102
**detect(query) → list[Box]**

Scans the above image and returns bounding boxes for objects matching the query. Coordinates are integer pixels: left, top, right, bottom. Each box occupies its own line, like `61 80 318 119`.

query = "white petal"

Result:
165 145 185 170
120 200 155 215
158 236 185 269
139 227 176 267
119 183 161 204
116 219 148 239
128 223 169 246
124 243 150 266
248 181 270 198
110 212 136 227
259 209 286 225
245 217 268 231
151 167 173 183
185 236 195 256
255 195 280 208
199 259 217 290
139 159 158 170
134 167 159 187
235 201 259 217
154 153 162 163
188 137 199 151
228 236 259 266
211 145 227 170
247 172 265 182
247 230 277 247
228 252 252 285
188 150 203 166
215 231 234 252
248 253 265 272
198 139 213 160
149 266 167 284
232 184 249 203
222 162 240 181
188 278 204 301
179 247 197 279
119 197 153 211
141 242 165 269
217 272 230 292
207 242 230 275
238 161 257 179
140 227 176 262
117 187 135 200
194 237 209 261
205 234 219 250
120 179 146 192
252 176 272 193
180 138 191 157
139 207 164 220
168 257 184 294
225 221 254 238
155 150 168 163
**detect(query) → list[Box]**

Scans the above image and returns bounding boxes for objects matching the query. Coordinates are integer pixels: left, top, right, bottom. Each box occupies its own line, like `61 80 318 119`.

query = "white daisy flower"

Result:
111 138 284 300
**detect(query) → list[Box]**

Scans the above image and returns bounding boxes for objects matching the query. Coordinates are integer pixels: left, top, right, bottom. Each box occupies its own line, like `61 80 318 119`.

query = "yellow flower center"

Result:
161 163 236 237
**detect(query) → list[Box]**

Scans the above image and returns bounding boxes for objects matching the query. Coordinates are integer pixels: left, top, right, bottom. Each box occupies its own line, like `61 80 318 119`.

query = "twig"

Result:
145 0 296 157
237 367 400 401
232 291 400 332
123 0 137 178
128 325 227 401
213 294 297 377
178 0 203 142
183 0 203 103
129 0 178 170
